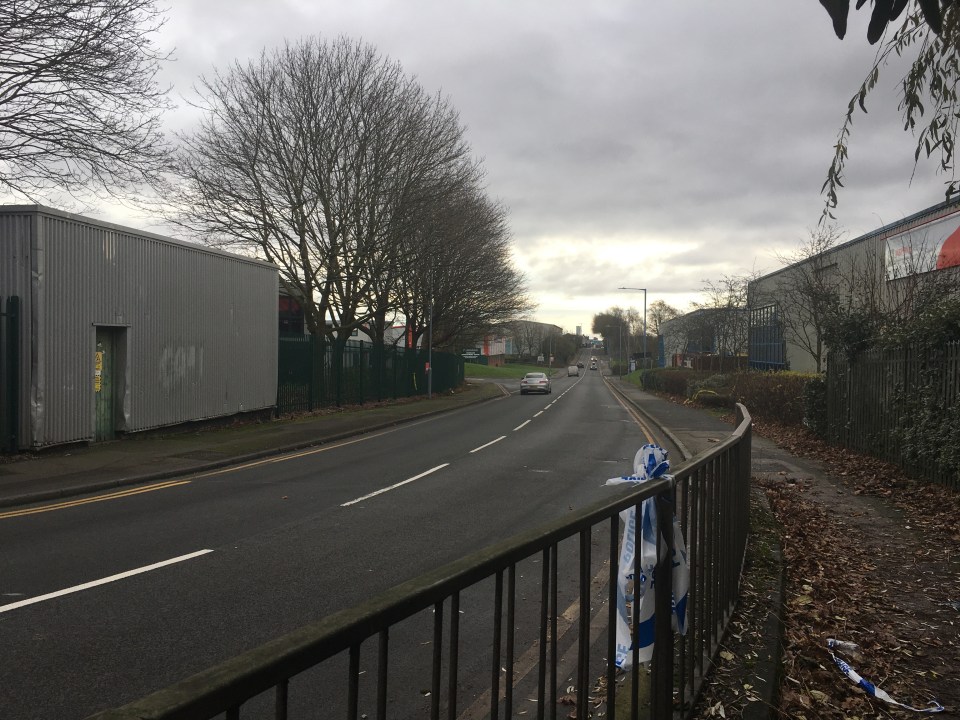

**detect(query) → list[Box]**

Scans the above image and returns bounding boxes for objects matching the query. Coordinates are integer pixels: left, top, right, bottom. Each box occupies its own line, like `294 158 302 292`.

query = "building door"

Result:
94 327 119 441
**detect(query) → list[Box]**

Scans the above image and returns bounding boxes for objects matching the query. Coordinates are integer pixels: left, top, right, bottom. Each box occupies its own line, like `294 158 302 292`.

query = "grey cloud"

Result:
74 0 949 330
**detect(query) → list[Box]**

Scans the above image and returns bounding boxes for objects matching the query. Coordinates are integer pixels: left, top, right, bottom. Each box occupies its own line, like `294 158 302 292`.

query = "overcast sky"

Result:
37 1 958 334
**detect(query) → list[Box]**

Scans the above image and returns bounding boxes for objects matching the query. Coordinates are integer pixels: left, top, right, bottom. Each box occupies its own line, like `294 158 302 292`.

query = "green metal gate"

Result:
1 296 19 452
95 326 118 441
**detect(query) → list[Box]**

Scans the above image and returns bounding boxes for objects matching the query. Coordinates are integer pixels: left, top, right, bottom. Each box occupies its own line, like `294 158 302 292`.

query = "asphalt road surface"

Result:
0 362 674 719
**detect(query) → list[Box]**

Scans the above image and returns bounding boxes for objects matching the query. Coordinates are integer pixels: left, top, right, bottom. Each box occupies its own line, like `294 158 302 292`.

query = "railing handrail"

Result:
678 403 751 477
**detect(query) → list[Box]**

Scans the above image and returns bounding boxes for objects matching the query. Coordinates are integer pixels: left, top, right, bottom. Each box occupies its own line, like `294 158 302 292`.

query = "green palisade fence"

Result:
1 295 19 452
826 341 960 488
277 335 465 415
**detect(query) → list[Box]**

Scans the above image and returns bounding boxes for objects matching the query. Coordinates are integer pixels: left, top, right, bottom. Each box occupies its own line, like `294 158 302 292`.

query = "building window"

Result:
749 304 787 370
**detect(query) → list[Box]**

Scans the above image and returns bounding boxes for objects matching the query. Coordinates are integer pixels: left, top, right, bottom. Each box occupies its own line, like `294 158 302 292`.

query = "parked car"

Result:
520 372 552 394
567 365 579 377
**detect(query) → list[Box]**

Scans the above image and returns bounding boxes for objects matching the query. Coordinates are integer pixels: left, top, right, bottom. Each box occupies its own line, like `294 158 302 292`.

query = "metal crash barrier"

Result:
89 405 752 720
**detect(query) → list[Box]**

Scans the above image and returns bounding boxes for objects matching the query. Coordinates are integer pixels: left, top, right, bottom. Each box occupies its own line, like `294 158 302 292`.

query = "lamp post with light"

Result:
618 286 647 370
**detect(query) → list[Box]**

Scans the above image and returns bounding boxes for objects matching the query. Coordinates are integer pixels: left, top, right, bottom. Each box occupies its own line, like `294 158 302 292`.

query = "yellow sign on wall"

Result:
94 351 103 392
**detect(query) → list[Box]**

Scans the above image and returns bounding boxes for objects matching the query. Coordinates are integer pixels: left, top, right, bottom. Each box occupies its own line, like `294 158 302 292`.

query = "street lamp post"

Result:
618 287 647 370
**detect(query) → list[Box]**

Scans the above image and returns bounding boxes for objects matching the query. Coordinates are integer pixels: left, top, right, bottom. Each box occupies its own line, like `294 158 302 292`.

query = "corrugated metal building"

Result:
0 205 278 449
747 197 960 373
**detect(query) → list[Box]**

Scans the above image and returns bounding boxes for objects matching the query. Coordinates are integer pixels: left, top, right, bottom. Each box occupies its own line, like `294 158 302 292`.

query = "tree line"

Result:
0 4 530 352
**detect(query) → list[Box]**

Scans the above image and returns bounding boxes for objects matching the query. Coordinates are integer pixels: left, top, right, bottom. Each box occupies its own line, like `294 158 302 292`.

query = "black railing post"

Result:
606 517 618 720
577 530 590 720
651 489 675 718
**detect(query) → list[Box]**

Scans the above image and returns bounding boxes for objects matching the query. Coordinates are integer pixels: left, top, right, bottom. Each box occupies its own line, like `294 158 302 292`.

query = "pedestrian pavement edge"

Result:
0 383 508 510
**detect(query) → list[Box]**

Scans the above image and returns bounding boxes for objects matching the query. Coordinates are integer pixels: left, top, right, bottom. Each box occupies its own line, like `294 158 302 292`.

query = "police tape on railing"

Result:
606 444 689 669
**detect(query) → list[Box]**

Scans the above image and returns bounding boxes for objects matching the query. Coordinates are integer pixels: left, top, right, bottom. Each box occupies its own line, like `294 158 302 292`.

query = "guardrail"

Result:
89 405 752 720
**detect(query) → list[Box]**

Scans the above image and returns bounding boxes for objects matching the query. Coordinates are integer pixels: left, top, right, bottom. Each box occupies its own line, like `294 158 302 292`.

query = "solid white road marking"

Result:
340 464 450 507
513 420 531 431
0 549 214 614
470 436 507 454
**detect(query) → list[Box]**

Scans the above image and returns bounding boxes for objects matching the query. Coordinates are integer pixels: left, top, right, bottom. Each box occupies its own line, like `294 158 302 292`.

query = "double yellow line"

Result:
0 479 192 520
0 428 393 521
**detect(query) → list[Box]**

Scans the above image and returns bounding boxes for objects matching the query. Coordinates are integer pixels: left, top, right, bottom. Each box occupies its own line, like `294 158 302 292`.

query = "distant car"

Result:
520 372 552 394
577 361 584 369
567 365 579 377
590 362 598 370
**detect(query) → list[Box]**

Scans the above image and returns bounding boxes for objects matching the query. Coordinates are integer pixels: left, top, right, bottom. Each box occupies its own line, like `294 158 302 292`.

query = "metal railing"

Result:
88 405 752 720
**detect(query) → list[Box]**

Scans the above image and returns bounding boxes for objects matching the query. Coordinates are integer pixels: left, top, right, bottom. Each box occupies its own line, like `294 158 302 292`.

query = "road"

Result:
0 360 674 719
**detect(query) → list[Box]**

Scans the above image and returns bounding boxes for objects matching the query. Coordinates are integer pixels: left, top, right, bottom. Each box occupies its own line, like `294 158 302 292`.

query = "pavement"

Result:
0 382 508 509
1 370 788 717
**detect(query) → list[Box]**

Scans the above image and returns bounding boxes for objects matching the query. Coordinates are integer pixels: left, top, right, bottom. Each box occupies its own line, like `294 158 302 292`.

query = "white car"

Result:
520 372 552 394
567 365 579 377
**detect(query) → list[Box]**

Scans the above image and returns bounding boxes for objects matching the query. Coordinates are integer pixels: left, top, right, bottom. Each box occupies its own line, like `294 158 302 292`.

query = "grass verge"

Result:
464 362 556 379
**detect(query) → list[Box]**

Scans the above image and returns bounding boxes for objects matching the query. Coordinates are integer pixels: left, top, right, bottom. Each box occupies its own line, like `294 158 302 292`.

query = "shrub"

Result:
802 374 828 437
643 368 711 397
892 377 960 481
643 369 820 428
729 371 816 427
688 374 734 408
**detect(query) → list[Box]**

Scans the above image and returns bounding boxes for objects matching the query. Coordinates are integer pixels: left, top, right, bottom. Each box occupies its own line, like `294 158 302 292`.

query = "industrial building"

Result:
747 198 960 373
0 205 278 450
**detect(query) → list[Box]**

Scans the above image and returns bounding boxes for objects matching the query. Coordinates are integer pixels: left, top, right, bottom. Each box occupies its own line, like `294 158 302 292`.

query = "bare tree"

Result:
694 273 755 371
753 226 846 372
0 0 172 199
647 299 680 336
508 319 548 360
167 37 479 356
399 186 531 350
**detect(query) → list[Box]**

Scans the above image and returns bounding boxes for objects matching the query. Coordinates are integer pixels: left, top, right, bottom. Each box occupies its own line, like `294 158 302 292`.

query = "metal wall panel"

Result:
0 211 35 448
1 205 278 448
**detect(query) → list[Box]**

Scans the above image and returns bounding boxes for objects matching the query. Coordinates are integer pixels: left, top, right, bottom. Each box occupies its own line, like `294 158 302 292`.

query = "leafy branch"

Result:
822 5 960 220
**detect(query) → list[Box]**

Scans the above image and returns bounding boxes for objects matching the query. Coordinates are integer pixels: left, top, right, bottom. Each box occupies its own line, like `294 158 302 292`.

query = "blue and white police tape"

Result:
605 444 688 669
826 639 945 713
